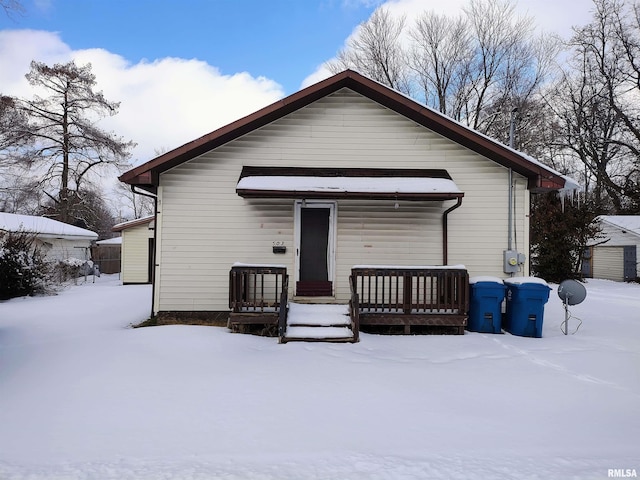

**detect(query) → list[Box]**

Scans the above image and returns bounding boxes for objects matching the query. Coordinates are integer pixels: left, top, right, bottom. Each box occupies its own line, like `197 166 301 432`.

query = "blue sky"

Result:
0 0 595 176
1 0 377 94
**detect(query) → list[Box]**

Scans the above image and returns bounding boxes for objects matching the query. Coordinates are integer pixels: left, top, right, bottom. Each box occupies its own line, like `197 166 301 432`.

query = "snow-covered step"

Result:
287 302 351 327
282 303 356 343
284 326 354 340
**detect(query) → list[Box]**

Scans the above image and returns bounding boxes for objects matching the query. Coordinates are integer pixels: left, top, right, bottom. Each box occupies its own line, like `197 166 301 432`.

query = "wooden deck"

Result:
228 264 469 339
350 266 469 334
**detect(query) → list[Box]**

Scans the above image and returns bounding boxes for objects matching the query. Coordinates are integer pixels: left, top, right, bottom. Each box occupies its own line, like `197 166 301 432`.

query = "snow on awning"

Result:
236 167 464 201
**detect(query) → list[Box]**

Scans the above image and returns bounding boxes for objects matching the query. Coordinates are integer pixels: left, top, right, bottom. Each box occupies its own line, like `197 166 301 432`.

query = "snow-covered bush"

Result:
0 230 49 300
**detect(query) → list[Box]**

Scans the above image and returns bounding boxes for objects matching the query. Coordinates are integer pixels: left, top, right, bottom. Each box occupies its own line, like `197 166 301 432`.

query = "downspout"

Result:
508 108 518 252
442 197 463 265
131 185 158 318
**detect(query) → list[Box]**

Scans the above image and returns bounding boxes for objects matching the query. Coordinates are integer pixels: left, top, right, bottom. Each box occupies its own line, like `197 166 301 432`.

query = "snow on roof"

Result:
237 176 463 195
112 215 154 232
96 237 122 245
0 212 98 240
599 215 640 237
352 264 467 270
232 262 287 269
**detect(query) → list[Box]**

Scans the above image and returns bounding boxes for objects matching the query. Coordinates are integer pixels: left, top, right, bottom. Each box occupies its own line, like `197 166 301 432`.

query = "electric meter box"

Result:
503 250 520 273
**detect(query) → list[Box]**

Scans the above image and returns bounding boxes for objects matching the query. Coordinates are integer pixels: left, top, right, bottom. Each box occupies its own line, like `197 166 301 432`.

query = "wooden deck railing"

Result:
278 276 290 341
229 264 288 313
349 278 361 343
350 266 469 334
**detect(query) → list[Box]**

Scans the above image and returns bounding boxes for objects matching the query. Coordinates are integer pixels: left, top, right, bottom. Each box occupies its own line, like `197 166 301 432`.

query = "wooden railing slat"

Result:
350 266 469 316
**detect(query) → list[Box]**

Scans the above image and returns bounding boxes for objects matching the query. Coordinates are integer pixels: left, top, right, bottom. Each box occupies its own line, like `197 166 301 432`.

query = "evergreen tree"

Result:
530 192 602 282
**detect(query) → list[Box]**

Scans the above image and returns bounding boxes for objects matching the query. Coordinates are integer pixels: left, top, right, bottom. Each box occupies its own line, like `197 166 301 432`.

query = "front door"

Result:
295 201 335 296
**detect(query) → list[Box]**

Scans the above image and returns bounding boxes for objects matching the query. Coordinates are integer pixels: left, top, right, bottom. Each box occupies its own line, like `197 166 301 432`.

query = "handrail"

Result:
350 266 469 315
229 265 287 312
349 275 360 343
278 276 289 342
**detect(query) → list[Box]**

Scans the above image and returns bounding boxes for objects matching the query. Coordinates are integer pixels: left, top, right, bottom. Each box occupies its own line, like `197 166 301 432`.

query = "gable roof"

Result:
119 69 570 193
0 212 98 241
599 215 640 238
112 215 154 232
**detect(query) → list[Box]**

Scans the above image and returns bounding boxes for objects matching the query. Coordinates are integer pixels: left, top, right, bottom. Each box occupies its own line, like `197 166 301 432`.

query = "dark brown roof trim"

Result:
238 166 454 179
237 190 460 201
119 70 566 192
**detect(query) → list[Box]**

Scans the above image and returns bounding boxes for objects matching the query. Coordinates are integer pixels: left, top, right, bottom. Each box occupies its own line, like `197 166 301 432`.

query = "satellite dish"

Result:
558 279 587 306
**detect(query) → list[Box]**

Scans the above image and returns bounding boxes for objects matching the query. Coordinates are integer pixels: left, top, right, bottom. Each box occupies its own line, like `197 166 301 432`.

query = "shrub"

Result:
0 230 49 300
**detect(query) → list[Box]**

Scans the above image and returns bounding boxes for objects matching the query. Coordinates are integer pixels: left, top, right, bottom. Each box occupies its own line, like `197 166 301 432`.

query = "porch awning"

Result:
236 167 464 201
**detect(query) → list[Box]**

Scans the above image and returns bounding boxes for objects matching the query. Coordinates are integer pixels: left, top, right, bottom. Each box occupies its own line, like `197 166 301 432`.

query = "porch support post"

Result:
442 197 463 265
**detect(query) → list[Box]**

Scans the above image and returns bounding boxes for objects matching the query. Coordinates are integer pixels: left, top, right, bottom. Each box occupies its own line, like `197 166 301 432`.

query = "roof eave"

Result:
236 189 464 201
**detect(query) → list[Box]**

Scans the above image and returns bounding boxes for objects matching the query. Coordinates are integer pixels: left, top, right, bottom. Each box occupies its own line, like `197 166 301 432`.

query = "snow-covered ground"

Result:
0 275 638 479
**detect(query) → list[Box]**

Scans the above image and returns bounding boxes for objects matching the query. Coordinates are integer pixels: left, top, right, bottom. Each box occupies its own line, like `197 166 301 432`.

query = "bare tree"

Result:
546 0 640 213
0 176 41 214
409 11 472 116
0 95 30 152
113 180 154 221
0 0 24 18
8 60 135 223
460 0 558 132
327 7 412 95
331 0 558 141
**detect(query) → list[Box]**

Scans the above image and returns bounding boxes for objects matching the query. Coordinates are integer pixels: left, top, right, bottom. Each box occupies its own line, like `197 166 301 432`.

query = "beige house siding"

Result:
121 224 152 284
154 89 529 313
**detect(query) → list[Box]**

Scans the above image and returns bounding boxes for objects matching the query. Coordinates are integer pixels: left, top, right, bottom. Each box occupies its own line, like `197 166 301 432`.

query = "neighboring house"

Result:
119 70 574 323
584 216 640 282
112 216 154 284
92 236 122 274
0 212 97 263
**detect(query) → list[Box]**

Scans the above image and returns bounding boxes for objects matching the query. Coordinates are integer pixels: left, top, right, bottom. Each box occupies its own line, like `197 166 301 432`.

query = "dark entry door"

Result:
623 246 637 281
297 207 332 296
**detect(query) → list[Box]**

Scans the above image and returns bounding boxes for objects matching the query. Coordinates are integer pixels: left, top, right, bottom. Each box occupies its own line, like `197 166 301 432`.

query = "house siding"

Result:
154 88 529 313
121 224 152 284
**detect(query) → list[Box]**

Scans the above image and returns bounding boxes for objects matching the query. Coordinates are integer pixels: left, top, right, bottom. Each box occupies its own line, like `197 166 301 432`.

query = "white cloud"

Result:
0 30 285 166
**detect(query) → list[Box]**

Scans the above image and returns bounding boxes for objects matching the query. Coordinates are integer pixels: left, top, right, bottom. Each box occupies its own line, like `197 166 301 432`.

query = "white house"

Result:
0 212 97 264
119 70 574 330
585 215 640 282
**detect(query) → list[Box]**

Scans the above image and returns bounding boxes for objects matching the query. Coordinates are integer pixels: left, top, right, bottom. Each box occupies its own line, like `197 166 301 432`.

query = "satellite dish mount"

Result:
557 279 587 335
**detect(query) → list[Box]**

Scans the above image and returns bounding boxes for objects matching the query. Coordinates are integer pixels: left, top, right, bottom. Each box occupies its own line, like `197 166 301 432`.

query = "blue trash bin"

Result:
503 277 551 338
468 277 506 333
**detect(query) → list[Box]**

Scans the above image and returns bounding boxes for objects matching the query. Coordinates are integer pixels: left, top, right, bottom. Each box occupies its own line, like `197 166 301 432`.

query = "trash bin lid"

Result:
504 276 549 287
469 276 504 284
